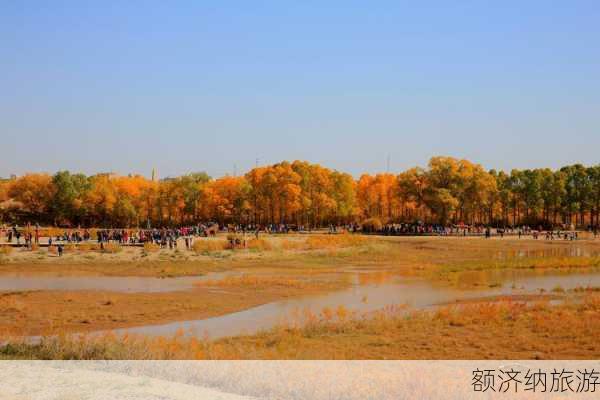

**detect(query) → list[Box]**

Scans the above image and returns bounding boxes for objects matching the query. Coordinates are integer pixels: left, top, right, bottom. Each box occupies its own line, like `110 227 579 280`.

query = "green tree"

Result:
51 171 90 225
587 166 600 228
561 164 591 227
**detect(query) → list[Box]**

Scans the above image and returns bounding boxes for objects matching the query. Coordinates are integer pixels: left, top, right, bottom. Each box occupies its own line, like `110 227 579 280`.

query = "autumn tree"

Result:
397 167 427 221
330 171 356 223
201 176 250 224
1 158 599 229
588 166 600 227
423 157 461 224
8 174 55 222
84 174 117 226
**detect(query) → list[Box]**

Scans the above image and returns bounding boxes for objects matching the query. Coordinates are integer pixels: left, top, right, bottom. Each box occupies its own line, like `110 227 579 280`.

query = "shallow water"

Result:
494 245 600 259
484 270 600 292
0 272 234 293
109 271 600 340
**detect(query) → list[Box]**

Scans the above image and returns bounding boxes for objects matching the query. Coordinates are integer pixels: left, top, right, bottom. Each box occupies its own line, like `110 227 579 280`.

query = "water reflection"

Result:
494 246 600 260
0 272 235 293
109 271 600 340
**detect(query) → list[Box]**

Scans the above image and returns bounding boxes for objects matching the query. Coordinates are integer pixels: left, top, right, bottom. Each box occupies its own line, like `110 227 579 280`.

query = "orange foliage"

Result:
3 157 597 228
7 174 55 214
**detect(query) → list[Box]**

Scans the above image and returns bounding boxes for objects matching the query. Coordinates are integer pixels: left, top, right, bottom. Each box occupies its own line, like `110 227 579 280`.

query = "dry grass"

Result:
246 238 272 251
0 330 210 360
446 255 600 272
192 239 228 254
0 273 347 336
2 235 600 280
203 293 600 360
76 242 97 252
143 242 160 253
0 259 220 278
2 235 599 360
434 255 600 286
3 294 598 360
44 242 123 253
101 243 122 253
304 234 368 250
0 246 13 256
1 236 599 284
278 238 306 250
63 244 78 252
356 271 395 285
195 275 312 290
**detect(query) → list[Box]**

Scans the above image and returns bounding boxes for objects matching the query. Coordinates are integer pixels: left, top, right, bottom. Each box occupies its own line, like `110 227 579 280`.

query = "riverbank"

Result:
3 292 598 360
1 234 600 278
1 235 600 357
0 275 346 336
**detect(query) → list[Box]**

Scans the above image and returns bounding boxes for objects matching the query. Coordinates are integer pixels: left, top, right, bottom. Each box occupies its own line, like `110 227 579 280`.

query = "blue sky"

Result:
1 1 599 178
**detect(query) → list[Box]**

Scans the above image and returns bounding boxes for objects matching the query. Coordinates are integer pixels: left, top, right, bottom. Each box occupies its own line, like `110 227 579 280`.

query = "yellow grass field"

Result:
1 234 599 359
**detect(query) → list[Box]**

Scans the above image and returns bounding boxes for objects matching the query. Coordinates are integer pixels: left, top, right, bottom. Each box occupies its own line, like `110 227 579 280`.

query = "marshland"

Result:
1 233 599 359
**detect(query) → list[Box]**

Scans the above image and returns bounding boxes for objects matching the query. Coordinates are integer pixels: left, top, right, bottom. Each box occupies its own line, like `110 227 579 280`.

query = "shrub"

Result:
63 244 77 252
361 217 383 232
246 238 272 251
279 238 305 250
0 246 14 256
45 227 63 238
226 234 246 249
77 242 97 252
196 275 307 289
192 239 228 254
305 234 367 250
552 285 565 293
143 242 160 252
102 243 123 253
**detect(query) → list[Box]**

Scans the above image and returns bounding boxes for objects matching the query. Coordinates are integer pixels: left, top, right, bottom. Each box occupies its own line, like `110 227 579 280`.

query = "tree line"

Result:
1 157 599 228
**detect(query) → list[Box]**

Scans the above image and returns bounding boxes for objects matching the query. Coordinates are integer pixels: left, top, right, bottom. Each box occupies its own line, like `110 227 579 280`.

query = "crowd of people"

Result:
1 224 41 246
366 222 596 240
0 223 219 248
0 221 597 248
364 222 492 236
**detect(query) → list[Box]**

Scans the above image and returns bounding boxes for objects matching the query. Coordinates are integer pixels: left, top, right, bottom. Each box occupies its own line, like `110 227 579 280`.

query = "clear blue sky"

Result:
1 1 599 178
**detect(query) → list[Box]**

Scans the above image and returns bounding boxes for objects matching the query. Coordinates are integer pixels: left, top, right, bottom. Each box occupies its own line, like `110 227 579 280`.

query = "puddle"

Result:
108 271 600 340
0 272 236 293
498 271 600 292
451 268 600 290
495 246 600 259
